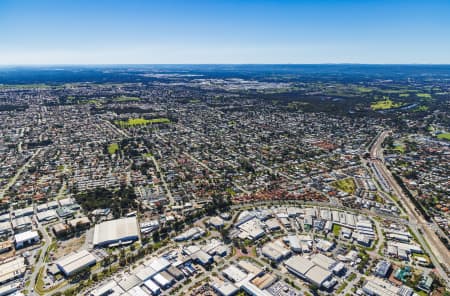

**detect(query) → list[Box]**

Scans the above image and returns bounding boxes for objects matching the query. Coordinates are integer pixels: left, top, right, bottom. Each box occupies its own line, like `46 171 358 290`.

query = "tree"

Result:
310 284 319 296
152 231 160 243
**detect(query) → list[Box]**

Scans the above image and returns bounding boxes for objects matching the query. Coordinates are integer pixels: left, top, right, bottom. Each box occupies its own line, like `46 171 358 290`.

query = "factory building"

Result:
56 250 97 276
93 217 139 247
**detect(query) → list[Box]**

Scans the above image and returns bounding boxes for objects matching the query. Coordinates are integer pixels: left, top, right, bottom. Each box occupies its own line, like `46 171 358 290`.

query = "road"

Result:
369 131 450 286
30 225 52 296
147 154 175 206
101 118 130 138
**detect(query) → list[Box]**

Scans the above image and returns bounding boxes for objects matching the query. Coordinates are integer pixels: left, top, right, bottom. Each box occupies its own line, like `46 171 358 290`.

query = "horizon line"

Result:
1 63 450 67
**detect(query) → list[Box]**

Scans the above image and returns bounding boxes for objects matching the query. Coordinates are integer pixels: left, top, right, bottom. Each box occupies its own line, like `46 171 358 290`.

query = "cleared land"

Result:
114 117 171 128
52 235 86 260
332 178 356 194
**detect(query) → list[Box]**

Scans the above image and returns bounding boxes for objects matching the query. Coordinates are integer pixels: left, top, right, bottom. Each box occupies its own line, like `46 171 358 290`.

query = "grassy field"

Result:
371 99 404 110
332 224 341 236
115 117 171 128
416 93 431 99
393 143 406 153
414 105 429 112
437 133 450 140
399 93 410 97
356 87 373 93
332 178 356 194
108 143 119 154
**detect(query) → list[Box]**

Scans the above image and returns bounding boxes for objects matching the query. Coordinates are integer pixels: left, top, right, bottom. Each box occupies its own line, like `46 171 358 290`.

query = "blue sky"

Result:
0 0 449 64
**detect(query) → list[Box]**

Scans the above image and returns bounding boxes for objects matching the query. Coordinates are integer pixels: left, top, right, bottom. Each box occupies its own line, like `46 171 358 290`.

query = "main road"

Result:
30 225 52 296
369 130 449 286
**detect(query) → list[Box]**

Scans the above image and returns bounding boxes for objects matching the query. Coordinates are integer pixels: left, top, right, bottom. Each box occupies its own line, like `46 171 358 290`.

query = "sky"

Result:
0 0 450 64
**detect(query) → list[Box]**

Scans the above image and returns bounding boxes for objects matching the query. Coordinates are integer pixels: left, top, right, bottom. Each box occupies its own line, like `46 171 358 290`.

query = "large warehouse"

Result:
93 217 139 247
0 257 26 284
284 255 333 288
56 250 97 276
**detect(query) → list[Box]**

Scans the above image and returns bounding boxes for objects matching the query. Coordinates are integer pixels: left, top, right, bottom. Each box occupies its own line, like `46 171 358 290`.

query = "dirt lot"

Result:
51 234 86 260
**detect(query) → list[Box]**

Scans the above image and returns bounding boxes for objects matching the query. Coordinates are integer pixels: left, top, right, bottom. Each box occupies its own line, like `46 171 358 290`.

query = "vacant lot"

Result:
51 234 86 260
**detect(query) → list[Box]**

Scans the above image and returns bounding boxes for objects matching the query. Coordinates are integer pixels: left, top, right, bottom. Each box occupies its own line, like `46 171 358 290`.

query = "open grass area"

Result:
332 178 356 194
437 133 450 140
108 143 119 154
0 83 51 89
399 93 410 98
114 96 141 102
414 105 429 112
332 224 341 237
393 143 406 153
371 99 405 110
416 93 431 99
79 99 104 106
357 87 373 93
114 117 171 128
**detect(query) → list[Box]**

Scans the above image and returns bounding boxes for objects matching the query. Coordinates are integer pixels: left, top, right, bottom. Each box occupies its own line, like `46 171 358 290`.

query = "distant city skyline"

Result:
1 0 450 65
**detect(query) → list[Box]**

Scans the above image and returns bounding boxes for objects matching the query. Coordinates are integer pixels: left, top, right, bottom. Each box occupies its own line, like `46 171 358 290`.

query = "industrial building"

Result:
284 255 333 288
14 230 39 248
222 265 247 283
362 276 413 296
11 216 32 232
261 241 291 262
56 250 97 276
143 278 161 295
0 257 26 284
374 260 391 278
212 282 239 296
173 227 205 241
125 286 149 296
0 283 20 296
93 217 139 247
0 221 12 237
237 218 265 241
36 209 58 223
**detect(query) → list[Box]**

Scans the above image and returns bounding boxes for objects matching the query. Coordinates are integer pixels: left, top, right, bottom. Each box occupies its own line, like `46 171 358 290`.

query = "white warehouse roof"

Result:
57 250 97 276
0 257 26 284
93 217 139 247
14 230 39 244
